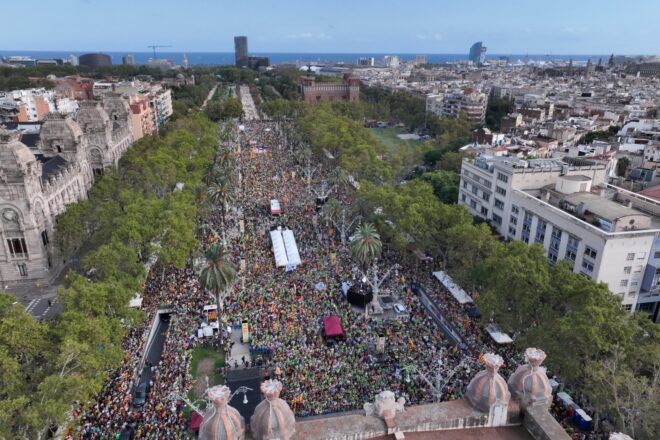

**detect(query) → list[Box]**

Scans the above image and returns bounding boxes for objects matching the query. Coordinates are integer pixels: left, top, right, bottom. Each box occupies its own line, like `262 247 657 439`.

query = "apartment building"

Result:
459 155 660 321
426 88 488 124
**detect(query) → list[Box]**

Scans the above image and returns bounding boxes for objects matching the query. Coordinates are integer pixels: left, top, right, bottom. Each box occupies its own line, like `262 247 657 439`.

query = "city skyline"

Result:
2 0 659 54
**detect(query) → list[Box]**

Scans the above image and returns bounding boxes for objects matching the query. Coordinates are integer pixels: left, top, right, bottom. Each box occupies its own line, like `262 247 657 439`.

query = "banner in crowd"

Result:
204 304 218 323
242 320 250 343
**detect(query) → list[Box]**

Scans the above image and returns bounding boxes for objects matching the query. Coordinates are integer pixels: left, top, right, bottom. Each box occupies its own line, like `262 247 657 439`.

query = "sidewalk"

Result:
227 327 252 369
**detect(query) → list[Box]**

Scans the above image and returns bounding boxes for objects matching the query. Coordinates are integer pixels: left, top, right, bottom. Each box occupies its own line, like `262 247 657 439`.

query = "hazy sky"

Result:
2 0 658 54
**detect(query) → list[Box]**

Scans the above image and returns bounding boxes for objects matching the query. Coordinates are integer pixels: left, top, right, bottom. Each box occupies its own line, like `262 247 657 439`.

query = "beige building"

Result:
459 155 660 315
0 96 135 286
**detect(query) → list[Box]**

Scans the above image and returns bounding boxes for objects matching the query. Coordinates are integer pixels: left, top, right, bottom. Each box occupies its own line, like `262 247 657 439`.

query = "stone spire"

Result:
199 385 245 440
508 348 553 409
609 434 633 440
466 353 511 426
250 380 296 440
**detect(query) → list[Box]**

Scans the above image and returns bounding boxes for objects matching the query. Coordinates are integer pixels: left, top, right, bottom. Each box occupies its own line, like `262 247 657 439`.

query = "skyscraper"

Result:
234 36 248 68
122 54 135 66
469 41 487 65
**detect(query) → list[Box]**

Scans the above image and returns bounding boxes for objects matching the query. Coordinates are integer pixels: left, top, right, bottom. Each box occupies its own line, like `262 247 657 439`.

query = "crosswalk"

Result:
25 298 40 313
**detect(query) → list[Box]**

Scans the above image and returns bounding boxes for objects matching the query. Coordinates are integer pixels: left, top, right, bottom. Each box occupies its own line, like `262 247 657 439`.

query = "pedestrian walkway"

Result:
227 326 252 369
239 85 260 121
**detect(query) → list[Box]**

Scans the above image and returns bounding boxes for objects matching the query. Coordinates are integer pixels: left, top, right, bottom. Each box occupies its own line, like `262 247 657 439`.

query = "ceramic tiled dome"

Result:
466 353 511 413
250 380 296 440
199 385 245 440
507 348 552 408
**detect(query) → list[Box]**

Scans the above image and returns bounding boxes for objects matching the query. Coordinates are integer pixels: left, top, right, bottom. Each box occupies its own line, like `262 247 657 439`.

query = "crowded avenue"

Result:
71 90 525 439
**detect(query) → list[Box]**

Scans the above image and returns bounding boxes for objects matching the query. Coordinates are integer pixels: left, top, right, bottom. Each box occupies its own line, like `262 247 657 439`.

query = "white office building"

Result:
459 155 660 320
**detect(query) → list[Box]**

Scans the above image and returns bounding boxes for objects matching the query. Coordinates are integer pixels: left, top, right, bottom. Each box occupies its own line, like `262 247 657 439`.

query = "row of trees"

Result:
263 97 658 439
0 112 219 439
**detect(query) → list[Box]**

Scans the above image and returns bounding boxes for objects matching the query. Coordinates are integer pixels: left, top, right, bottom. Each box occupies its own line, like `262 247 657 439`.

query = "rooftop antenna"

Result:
147 44 172 59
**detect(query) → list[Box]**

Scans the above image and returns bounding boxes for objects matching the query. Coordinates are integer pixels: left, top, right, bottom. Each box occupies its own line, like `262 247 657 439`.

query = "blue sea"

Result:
0 50 607 66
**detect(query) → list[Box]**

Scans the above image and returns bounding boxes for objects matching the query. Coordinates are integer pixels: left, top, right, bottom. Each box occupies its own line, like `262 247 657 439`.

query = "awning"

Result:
282 229 301 266
322 315 345 338
270 228 301 268
486 323 513 344
270 229 288 267
189 411 204 430
432 271 473 304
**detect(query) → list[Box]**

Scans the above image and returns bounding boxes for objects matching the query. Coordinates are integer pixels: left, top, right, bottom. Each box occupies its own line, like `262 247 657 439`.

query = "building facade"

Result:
426 88 488 124
469 41 487 65
0 96 136 285
459 155 660 318
300 73 360 103
234 36 248 68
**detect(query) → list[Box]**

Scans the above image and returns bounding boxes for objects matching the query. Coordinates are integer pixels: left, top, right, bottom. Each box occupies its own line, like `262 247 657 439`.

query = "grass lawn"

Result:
369 127 425 156
186 345 226 412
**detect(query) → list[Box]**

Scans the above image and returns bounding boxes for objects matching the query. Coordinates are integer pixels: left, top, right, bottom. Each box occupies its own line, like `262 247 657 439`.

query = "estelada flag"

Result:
479 353 485 364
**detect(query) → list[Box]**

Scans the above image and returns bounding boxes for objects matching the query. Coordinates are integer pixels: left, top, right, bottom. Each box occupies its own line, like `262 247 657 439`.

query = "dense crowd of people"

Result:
69 101 599 437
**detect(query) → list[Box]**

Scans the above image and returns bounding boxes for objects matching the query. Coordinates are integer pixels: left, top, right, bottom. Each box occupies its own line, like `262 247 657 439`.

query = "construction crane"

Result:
147 45 172 59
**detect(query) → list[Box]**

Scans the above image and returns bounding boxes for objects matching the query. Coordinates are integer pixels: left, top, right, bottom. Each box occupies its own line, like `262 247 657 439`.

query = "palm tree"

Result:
328 167 350 192
350 223 382 267
198 243 237 340
349 223 397 314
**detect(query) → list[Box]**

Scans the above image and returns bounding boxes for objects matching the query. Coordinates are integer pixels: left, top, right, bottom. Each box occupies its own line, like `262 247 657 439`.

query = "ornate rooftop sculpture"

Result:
364 390 405 431
199 385 245 440
609 434 634 440
508 348 553 408
466 353 510 426
250 380 296 440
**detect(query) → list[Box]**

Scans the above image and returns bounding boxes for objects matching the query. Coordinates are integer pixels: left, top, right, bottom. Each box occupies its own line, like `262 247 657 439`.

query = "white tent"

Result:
270 230 289 267
486 323 514 344
433 271 473 304
282 229 301 266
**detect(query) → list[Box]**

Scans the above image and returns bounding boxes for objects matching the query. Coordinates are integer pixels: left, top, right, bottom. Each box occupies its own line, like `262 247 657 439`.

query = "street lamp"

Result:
401 359 466 402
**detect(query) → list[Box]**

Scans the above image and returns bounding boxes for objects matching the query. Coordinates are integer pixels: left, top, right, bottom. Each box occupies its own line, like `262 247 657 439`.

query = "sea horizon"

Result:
0 49 625 66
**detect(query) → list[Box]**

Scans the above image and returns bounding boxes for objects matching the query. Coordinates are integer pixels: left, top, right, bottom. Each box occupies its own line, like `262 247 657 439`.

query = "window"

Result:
17 263 28 277
637 252 646 260
461 193 466 202
482 193 490 202
41 230 49 246
626 253 635 261
620 279 628 287
634 265 643 273
631 281 639 287
492 214 502 225
494 199 505 210
623 304 632 312
496 186 507 196
581 260 594 272
584 246 597 260
654 251 660 259
470 199 477 209
481 206 489 216
565 250 576 261
624 266 632 274
509 226 517 236
472 186 479 195
463 181 468 189
497 172 509 183
510 215 518 225
511 205 519 215
6 238 28 258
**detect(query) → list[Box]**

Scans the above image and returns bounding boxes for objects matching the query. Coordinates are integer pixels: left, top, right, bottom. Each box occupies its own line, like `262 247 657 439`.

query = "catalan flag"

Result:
292 393 304 405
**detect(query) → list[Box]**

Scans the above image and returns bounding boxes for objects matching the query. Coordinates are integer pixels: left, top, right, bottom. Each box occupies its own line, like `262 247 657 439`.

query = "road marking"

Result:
26 298 39 312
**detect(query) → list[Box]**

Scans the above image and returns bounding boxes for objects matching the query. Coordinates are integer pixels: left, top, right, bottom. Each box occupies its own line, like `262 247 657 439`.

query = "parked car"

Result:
393 303 407 314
